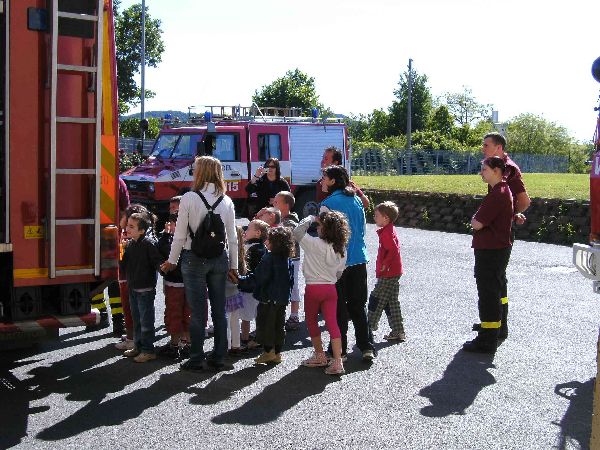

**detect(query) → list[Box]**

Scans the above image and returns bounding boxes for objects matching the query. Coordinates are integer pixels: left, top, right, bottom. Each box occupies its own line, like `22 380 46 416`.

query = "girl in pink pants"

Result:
293 211 349 375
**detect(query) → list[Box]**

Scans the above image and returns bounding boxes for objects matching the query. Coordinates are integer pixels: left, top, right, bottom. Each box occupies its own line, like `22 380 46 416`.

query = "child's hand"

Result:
228 269 239 284
161 261 176 273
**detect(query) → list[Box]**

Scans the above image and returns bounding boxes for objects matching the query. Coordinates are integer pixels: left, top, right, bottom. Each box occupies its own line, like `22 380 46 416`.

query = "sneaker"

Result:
302 351 328 367
158 343 180 359
384 331 406 342
115 338 135 351
273 353 282 364
123 347 140 358
326 352 348 363
180 359 204 372
255 350 277 364
285 316 300 331
362 349 375 361
325 358 345 375
133 352 157 363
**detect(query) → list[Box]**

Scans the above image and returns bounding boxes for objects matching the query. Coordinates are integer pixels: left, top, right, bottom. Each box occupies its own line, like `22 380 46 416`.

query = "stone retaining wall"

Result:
363 190 589 246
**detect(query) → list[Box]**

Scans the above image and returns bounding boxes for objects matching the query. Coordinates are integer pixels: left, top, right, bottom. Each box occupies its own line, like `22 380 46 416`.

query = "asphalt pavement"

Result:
1 224 598 449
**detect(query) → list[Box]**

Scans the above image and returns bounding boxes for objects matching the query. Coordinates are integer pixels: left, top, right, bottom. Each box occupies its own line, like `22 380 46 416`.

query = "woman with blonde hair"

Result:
161 155 239 372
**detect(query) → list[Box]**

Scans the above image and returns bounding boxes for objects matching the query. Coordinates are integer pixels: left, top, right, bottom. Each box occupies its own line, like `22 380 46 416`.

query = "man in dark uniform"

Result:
481 132 530 341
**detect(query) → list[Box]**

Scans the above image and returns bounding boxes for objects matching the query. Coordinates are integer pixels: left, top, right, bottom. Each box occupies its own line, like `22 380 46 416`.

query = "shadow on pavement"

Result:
553 378 593 450
187 364 272 405
211 358 370 425
36 370 211 441
418 349 496 417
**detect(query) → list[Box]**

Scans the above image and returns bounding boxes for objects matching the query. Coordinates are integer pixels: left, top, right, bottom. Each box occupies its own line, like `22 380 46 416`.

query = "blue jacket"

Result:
321 190 368 266
238 252 293 305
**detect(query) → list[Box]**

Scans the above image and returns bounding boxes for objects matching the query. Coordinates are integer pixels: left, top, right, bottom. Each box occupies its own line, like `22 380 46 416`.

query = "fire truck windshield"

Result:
150 134 203 159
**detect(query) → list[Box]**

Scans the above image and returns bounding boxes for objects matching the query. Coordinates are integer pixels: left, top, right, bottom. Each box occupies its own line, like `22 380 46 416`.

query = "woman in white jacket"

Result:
161 156 238 372
293 211 349 375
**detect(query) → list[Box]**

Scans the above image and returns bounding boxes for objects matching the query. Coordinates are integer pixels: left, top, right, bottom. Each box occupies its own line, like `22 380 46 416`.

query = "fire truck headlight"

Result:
148 182 155 193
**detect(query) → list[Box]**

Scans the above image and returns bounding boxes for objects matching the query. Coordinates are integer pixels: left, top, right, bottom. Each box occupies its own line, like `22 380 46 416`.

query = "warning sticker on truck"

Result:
24 226 44 239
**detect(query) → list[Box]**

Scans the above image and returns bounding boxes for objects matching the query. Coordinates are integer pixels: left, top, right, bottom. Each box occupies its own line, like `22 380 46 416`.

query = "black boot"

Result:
463 329 497 353
498 304 509 341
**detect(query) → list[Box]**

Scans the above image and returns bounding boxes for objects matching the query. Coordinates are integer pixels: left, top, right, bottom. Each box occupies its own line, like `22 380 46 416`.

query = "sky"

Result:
119 0 600 142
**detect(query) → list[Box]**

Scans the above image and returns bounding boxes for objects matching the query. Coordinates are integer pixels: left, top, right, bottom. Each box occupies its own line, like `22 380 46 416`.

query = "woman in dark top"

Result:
245 157 290 218
464 156 513 353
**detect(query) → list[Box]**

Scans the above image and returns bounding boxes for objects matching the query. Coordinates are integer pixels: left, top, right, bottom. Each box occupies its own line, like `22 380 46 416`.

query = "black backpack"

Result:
188 191 226 259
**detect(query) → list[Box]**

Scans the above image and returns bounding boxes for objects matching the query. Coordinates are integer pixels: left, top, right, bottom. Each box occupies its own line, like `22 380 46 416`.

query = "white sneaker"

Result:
115 338 134 350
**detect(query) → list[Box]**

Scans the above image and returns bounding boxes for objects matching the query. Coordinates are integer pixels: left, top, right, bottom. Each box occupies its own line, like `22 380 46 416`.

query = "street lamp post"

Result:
188 106 196 122
140 0 146 143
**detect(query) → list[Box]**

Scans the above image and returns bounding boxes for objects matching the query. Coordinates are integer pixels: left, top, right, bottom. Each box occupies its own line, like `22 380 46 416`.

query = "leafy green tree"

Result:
252 69 324 115
119 117 160 140
505 113 573 156
346 113 370 142
442 86 493 126
388 69 432 136
429 105 454 136
114 2 165 114
368 109 393 142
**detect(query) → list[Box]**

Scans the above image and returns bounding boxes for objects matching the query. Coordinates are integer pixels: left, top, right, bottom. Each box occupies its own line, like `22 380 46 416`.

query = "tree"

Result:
114 2 165 114
119 117 160 140
429 105 454 136
442 86 493 126
252 69 324 115
505 113 573 156
388 69 432 136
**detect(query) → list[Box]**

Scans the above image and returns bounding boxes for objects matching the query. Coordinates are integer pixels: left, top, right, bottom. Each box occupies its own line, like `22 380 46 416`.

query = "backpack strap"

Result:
197 191 224 211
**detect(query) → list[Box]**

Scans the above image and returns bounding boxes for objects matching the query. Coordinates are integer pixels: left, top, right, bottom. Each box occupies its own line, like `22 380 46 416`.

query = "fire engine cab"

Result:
0 0 120 347
121 105 350 219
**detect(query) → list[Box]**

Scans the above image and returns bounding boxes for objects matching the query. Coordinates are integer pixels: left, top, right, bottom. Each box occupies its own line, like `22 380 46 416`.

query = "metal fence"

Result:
350 148 568 175
118 137 155 155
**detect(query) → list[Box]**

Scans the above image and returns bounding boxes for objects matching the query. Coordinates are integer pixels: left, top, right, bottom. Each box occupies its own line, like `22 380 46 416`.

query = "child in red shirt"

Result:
367 201 406 342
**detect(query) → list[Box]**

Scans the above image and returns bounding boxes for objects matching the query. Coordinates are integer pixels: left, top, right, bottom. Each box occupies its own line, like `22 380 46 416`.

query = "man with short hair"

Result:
316 146 369 210
480 132 530 341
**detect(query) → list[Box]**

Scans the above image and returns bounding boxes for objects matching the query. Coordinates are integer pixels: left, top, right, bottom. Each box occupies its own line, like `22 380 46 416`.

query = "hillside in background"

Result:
120 110 187 121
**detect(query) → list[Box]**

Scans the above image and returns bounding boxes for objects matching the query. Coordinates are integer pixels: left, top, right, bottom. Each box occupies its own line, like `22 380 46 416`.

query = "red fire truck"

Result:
121 106 350 219
572 56 600 448
0 0 120 347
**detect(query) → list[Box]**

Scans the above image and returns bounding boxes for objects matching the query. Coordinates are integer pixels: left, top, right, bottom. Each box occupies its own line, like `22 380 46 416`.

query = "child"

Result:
226 226 246 355
367 201 405 342
239 227 294 364
157 196 191 359
115 203 154 351
254 207 281 227
293 211 349 375
119 212 165 362
239 219 269 349
273 191 302 332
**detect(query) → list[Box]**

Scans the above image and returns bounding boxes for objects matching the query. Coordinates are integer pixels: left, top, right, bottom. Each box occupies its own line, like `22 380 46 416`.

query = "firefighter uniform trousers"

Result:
473 248 512 346
499 246 512 340
89 281 124 325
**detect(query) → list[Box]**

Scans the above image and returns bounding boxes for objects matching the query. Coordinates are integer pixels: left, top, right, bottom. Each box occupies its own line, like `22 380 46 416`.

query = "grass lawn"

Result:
354 173 590 201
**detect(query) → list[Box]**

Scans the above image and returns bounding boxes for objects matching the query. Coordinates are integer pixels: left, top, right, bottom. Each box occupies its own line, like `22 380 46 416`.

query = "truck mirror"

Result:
140 119 149 131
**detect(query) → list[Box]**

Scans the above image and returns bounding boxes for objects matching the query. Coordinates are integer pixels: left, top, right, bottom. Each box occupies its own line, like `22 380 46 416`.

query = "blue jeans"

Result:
181 250 229 364
129 288 156 354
